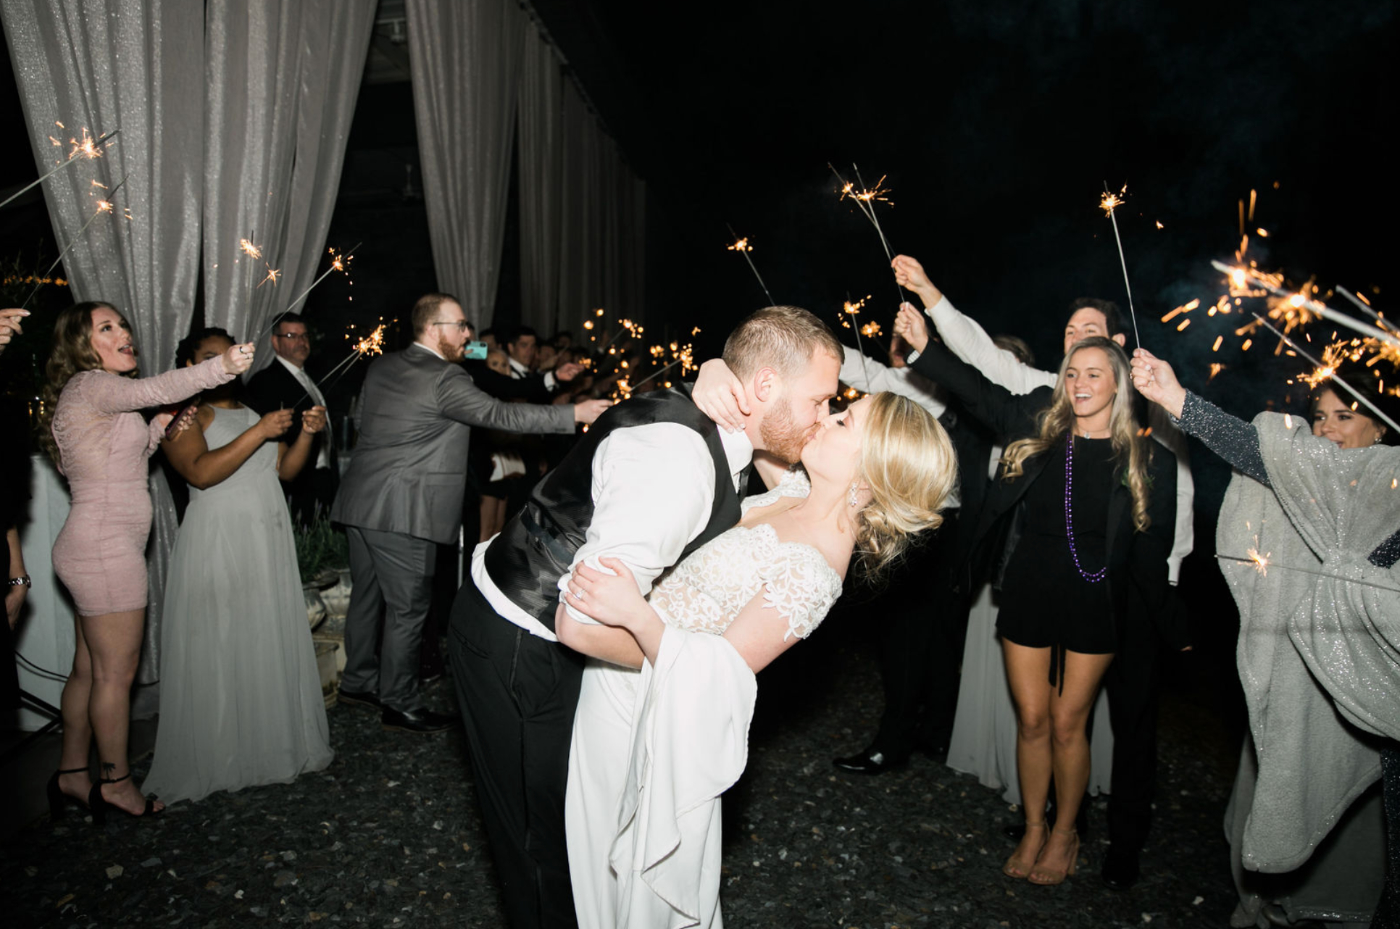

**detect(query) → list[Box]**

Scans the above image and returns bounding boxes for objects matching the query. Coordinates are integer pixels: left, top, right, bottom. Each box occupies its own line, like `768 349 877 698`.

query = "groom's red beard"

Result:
759 394 816 465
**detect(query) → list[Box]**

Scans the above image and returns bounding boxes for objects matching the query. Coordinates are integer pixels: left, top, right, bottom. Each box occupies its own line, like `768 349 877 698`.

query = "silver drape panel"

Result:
2 0 206 684
405 0 526 329
203 0 376 356
555 81 645 327
557 80 601 326
516 28 563 334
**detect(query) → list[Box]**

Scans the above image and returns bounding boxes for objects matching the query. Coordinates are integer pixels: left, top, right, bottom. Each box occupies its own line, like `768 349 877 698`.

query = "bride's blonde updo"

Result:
853 392 958 582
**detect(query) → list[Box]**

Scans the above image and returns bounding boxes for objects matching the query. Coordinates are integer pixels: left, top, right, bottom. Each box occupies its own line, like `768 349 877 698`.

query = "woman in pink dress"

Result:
38 301 254 823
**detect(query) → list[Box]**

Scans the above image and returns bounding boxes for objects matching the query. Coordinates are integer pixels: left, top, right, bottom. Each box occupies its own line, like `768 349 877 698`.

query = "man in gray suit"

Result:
331 293 610 732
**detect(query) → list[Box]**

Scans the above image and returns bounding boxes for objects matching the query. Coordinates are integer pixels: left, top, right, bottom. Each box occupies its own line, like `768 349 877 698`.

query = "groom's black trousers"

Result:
449 579 585 929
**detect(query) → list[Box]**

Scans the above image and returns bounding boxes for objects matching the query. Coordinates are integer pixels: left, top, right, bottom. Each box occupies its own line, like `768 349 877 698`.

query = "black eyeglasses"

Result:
431 321 472 333
274 332 310 342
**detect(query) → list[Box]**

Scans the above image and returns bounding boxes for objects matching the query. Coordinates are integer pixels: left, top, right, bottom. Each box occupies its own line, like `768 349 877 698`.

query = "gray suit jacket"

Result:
331 344 575 544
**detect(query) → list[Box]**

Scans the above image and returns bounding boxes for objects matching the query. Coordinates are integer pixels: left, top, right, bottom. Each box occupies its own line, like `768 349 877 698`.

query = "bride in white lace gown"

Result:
561 392 958 929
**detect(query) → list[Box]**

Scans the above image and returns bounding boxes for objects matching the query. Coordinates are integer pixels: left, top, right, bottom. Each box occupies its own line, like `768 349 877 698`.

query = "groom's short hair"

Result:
723 305 842 381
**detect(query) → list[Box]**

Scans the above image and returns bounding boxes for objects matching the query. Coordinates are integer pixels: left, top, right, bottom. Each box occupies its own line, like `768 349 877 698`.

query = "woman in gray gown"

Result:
143 328 333 803
1131 349 1398 929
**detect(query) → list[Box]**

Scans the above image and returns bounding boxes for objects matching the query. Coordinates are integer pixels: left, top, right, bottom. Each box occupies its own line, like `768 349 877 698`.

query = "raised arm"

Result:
892 255 1055 394
1130 348 1268 484
894 304 1042 440
435 365 605 433
88 345 250 414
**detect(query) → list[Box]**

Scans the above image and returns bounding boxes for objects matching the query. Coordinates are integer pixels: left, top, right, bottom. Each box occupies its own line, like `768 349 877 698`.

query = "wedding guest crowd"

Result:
10 230 1395 929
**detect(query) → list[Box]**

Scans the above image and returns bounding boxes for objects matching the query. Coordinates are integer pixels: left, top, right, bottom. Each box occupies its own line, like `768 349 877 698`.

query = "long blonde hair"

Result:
38 301 132 465
1000 337 1152 532
854 392 959 581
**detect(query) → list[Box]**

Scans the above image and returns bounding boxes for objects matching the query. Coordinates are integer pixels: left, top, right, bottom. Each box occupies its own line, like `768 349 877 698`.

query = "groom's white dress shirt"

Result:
471 423 754 641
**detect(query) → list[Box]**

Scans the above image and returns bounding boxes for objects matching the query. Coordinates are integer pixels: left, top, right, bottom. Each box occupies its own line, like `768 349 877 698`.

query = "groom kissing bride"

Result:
449 304 957 929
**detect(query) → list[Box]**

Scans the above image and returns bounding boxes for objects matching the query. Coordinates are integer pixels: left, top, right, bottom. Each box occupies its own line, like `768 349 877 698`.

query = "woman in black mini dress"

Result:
896 307 1180 886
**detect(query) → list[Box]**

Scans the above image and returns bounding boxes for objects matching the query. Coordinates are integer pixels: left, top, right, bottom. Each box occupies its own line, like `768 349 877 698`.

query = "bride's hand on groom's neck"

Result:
694 359 749 433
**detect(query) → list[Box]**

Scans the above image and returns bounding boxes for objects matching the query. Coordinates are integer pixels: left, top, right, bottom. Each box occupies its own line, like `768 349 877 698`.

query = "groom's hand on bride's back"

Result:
693 359 749 433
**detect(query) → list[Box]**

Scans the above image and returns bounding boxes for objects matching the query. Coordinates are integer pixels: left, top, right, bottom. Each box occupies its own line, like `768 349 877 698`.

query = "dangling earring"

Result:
848 482 861 507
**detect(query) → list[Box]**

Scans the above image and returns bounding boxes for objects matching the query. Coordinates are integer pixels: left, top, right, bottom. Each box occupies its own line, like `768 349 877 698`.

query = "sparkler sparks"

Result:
239 238 263 261
0 125 120 212
829 163 905 304
725 224 776 305
1245 546 1270 576
259 244 359 341
21 172 132 309
1099 182 1141 347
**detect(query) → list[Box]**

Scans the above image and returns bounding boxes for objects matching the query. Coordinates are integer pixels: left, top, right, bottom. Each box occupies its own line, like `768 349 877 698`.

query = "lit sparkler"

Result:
21 172 131 309
1100 182 1141 348
259 243 359 341
839 296 872 390
1250 312 1400 435
725 225 777 306
0 126 120 212
1216 553 1400 594
1212 260 1400 351
830 163 906 304
294 322 387 407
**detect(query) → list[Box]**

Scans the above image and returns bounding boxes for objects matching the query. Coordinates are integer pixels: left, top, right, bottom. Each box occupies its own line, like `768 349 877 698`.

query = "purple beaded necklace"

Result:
1064 432 1107 583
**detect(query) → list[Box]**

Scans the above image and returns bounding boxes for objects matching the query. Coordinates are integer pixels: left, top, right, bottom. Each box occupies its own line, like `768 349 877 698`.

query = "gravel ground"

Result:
1 606 1242 929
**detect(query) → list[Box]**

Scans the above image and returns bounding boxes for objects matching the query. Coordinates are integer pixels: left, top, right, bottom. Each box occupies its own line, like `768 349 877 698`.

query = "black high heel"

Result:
88 771 163 825
46 766 91 819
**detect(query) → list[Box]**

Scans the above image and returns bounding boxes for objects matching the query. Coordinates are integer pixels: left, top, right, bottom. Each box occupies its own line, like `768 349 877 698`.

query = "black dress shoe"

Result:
832 748 907 775
382 707 459 733
1100 844 1141 891
337 688 381 711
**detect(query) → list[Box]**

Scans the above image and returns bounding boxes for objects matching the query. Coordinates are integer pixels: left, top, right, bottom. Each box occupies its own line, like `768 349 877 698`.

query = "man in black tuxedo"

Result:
247 313 336 527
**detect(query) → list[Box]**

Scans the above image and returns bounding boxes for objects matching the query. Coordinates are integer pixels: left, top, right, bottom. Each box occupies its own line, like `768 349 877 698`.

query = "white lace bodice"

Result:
649 470 844 642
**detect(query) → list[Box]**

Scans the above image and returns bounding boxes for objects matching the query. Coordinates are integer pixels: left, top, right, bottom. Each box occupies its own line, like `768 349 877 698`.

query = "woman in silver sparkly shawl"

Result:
1131 348 1398 929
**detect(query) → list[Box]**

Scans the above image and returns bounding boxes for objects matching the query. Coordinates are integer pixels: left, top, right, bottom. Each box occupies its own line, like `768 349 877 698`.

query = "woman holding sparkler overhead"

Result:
889 304 1183 887
40 303 253 823
142 328 332 803
1131 349 1398 928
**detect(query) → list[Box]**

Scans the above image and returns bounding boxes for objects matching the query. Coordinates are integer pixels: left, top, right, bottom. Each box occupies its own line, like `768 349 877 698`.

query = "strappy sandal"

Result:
1002 820 1046 878
46 766 91 819
88 771 163 825
1028 827 1079 885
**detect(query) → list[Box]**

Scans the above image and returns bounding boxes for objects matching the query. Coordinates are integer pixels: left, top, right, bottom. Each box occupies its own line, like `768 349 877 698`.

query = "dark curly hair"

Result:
175 327 237 368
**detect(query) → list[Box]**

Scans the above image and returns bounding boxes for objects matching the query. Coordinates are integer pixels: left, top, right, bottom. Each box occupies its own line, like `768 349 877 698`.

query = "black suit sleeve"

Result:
465 363 554 403
247 364 306 444
909 337 1046 441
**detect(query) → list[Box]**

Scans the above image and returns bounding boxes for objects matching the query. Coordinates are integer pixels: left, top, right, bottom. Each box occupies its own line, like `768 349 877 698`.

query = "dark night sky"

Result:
2 0 1394 429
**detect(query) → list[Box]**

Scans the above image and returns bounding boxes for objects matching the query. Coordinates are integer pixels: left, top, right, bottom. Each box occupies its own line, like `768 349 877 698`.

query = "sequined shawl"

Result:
1216 411 1399 872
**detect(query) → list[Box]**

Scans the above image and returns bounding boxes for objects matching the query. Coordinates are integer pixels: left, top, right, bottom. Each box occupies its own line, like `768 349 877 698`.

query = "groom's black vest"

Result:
482 388 743 632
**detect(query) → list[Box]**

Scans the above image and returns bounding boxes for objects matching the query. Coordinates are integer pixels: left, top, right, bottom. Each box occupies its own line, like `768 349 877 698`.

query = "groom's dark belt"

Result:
519 506 576 566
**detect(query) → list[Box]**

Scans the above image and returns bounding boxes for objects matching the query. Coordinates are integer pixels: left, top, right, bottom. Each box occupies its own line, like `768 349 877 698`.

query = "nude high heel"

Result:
1002 820 1046 878
1028 827 1079 885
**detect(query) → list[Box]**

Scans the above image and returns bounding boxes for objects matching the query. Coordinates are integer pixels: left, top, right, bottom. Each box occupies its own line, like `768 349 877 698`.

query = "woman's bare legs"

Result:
55 613 95 801
1033 649 1114 881
80 609 163 815
1003 640 1053 873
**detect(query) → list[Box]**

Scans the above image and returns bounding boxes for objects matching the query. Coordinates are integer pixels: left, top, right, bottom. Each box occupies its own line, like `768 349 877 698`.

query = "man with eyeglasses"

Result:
248 312 338 527
331 293 610 733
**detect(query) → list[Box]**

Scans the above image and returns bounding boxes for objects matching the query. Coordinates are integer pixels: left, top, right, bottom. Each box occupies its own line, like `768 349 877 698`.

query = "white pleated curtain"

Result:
203 0 376 354
516 27 563 334
405 0 525 330
2 0 374 683
411 1 646 335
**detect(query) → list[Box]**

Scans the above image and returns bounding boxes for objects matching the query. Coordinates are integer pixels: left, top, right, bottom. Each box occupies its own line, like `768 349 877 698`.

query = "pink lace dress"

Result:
50 357 234 615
